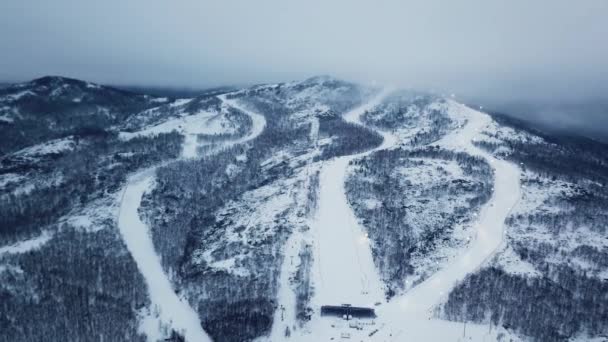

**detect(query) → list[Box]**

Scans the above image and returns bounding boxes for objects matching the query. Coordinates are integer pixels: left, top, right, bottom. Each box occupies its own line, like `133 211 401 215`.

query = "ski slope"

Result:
118 172 212 342
282 89 397 341
283 95 522 341
369 101 523 340
311 88 395 307
0 231 52 256
217 93 267 148
117 92 266 342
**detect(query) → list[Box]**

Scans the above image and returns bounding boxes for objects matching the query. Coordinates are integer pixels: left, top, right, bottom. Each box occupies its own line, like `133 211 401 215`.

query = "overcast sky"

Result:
1 0 607 104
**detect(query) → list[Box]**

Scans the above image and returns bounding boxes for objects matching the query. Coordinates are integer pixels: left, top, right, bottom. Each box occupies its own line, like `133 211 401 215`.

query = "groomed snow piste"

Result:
278 92 522 341
117 92 266 342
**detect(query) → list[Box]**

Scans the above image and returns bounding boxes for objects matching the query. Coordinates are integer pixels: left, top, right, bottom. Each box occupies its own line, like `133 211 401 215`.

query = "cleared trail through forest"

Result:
372 100 523 341
312 88 395 306
117 94 266 342
286 95 522 341
286 88 397 341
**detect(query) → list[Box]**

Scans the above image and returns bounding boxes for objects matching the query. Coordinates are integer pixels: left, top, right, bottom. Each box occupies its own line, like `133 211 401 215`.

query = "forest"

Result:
346 147 493 296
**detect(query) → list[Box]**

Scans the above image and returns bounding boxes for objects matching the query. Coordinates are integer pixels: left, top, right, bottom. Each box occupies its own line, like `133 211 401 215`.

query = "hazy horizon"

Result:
2 0 607 140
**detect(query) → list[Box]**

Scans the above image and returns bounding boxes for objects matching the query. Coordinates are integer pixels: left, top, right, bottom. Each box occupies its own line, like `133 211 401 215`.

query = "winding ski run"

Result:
279 92 522 341
117 94 265 342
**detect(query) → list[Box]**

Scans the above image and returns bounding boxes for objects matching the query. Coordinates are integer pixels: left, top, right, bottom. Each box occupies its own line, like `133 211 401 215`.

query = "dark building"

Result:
320 304 376 319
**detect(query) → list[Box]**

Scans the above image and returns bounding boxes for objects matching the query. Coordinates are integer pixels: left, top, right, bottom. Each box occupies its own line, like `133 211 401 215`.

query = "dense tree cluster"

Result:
0 229 148 342
346 147 493 296
316 115 383 160
0 132 183 244
443 266 608 341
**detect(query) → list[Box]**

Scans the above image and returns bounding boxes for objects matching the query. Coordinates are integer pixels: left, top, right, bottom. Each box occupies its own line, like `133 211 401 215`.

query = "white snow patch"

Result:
495 245 541 277
6 90 35 101
15 137 75 157
0 113 14 123
0 231 53 256
169 98 191 108
12 183 36 196
361 198 382 210
0 173 25 189
86 82 101 89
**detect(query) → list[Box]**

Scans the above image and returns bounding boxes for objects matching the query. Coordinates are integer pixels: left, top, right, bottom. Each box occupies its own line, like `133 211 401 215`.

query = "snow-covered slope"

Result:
2 75 607 342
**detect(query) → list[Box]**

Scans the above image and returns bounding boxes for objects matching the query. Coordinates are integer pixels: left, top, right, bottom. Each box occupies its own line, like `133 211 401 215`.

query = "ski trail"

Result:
287 88 396 341
217 93 267 148
0 231 52 256
182 94 266 159
286 94 522 341
118 92 266 342
118 171 211 342
311 88 395 306
372 100 522 340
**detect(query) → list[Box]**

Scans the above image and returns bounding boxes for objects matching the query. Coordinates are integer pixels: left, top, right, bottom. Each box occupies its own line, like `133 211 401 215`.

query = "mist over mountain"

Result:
1 1 607 341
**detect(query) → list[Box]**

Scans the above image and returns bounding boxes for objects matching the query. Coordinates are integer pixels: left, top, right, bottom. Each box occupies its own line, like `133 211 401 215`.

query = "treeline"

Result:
316 115 383 159
479 113 608 185
0 131 182 244
442 266 608 341
0 228 148 342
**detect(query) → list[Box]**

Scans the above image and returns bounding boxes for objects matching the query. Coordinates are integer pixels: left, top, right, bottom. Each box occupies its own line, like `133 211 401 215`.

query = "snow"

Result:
367 101 522 340
14 137 75 157
0 264 24 274
0 173 25 189
311 88 394 305
63 194 119 233
12 183 36 196
361 198 382 210
208 257 250 277
494 245 541 277
120 111 216 139
120 93 265 159
169 98 191 107
217 94 267 147
268 231 306 341
0 231 53 256
271 89 395 341
6 90 35 101
265 166 319 341
0 113 14 123
311 156 386 306
86 82 101 89
118 172 211 342
119 109 238 158
279 95 523 341
115 91 268 341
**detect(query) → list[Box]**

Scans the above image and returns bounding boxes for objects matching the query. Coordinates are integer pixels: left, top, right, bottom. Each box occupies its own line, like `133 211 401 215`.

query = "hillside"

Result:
1 76 607 342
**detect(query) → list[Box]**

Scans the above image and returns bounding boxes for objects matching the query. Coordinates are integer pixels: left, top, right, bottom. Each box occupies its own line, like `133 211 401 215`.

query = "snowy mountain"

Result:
1 76 607 342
